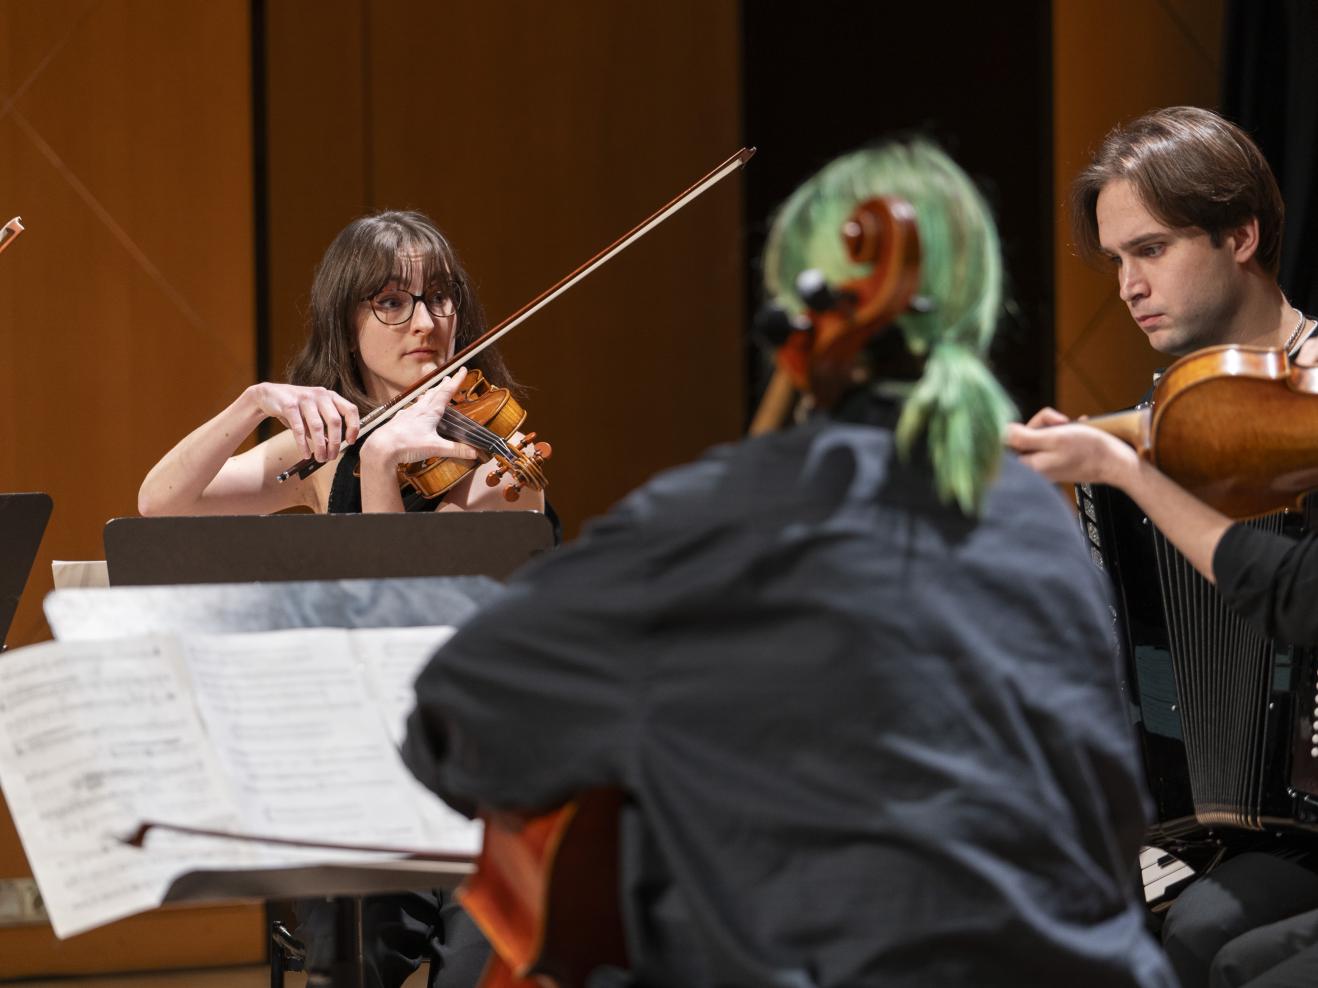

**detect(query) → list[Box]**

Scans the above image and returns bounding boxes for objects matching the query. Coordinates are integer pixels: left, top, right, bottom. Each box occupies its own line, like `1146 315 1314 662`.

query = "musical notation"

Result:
0 626 480 938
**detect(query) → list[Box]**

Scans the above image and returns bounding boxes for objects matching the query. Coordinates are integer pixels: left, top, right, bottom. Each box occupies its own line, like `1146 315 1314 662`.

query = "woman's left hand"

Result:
361 368 481 469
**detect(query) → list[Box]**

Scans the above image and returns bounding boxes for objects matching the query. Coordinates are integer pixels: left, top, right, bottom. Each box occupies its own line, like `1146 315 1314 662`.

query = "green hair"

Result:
763 140 1016 515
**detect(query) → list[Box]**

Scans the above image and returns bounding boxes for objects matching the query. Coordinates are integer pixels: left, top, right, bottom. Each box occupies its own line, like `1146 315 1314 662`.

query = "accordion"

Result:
1077 481 1318 849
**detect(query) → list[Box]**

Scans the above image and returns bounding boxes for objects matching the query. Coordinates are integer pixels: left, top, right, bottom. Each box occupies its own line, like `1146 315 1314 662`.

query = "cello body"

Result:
461 790 627 988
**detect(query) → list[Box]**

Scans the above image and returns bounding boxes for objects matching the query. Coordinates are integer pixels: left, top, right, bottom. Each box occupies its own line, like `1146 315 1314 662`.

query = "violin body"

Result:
357 368 551 502
397 370 546 499
460 790 627 988
1088 344 1318 519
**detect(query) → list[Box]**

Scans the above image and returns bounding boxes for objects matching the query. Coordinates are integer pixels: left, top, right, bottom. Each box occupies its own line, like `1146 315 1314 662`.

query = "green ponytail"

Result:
763 140 1016 514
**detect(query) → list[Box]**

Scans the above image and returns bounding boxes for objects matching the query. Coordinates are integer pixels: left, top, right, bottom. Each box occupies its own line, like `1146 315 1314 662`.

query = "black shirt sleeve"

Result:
1213 522 1318 644
401 505 651 814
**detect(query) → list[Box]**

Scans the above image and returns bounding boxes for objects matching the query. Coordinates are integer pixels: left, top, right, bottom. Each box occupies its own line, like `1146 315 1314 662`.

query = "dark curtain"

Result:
1222 0 1318 314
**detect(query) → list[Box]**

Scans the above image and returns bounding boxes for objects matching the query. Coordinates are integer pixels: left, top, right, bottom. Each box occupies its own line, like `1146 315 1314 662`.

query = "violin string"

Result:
439 408 517 458
430 407 544 486
446 407 512 451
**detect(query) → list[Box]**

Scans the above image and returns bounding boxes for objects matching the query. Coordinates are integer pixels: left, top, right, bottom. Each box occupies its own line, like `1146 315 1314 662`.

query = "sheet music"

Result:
180 628 432 851
0 627 483 938
350 625 482 855
0 636 249 938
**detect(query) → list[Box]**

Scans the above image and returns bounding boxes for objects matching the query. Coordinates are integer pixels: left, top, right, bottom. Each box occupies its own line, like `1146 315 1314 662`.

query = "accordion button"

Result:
1311 747 1318 758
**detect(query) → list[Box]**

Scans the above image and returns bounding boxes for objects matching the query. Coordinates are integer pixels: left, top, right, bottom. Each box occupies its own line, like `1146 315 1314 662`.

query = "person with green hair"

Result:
762 139 1015 516
399 140 1174 987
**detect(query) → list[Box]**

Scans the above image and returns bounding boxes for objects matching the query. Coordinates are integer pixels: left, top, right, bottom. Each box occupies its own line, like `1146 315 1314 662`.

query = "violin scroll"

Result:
487 433 553 501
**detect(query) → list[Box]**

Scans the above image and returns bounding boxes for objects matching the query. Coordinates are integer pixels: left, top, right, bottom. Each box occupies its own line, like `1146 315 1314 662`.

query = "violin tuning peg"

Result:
503 483 522 502
486 470 503 488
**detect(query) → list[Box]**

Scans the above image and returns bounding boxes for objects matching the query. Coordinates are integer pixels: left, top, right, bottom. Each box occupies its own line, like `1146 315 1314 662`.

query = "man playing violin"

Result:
139 210 545 986
403 140 1174 988
1009 106 1318 988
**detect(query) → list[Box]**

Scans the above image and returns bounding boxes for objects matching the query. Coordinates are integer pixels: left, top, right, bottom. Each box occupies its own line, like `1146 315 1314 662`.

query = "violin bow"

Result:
279 147 757 482
0 217 25 257
121 819 473 864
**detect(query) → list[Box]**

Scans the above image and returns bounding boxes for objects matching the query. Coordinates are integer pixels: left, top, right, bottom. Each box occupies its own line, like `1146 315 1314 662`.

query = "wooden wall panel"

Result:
266 0 745 538
1052 0 1224 415
0 0 257 645
0 0 262 976
263 0 370 379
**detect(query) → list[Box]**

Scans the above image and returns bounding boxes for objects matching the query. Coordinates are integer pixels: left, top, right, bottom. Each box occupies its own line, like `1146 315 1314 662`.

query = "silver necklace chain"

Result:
1284 305 1309 354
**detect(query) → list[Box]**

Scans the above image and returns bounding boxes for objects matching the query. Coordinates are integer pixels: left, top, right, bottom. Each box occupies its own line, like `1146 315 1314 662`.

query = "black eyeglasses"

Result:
365 283 463 325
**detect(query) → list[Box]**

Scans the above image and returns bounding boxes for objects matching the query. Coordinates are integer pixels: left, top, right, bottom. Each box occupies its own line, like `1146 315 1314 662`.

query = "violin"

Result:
278 148 756 489
398 370 551 501
353 369 553 501
1085 343 1318 520
749 196 923 434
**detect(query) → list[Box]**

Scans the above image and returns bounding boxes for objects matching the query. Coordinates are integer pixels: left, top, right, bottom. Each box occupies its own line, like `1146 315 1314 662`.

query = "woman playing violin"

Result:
139 210 519 987
138 209 543 518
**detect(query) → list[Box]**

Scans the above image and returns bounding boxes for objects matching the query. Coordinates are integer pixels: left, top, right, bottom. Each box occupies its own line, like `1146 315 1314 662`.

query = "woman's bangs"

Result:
355 227 409 298
390 231 454 291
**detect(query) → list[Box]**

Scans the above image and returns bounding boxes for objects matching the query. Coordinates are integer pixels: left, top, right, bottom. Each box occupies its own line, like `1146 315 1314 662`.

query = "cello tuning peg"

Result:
752 303 811 348
794 269 854 313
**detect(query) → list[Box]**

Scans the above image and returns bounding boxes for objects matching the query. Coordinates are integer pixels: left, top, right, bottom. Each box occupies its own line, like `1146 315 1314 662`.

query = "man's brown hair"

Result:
1069 106 1284 276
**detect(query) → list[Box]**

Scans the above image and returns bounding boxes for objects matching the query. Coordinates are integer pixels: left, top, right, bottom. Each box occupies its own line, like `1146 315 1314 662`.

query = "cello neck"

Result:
1083 407 1150 455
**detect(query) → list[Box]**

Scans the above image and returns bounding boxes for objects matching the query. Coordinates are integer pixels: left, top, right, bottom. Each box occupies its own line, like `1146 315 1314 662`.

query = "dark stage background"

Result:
742 1 1054 419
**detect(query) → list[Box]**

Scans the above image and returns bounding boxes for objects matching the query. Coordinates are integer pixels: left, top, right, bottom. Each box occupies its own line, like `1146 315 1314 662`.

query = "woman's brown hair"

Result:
1069 106 1284 276
286 210 514 411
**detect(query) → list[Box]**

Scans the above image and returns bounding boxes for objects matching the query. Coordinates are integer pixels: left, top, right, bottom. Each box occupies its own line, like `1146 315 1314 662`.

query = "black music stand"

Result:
103 510 554 586
0 492 52 651
46 573 505 988
72 512 554 988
